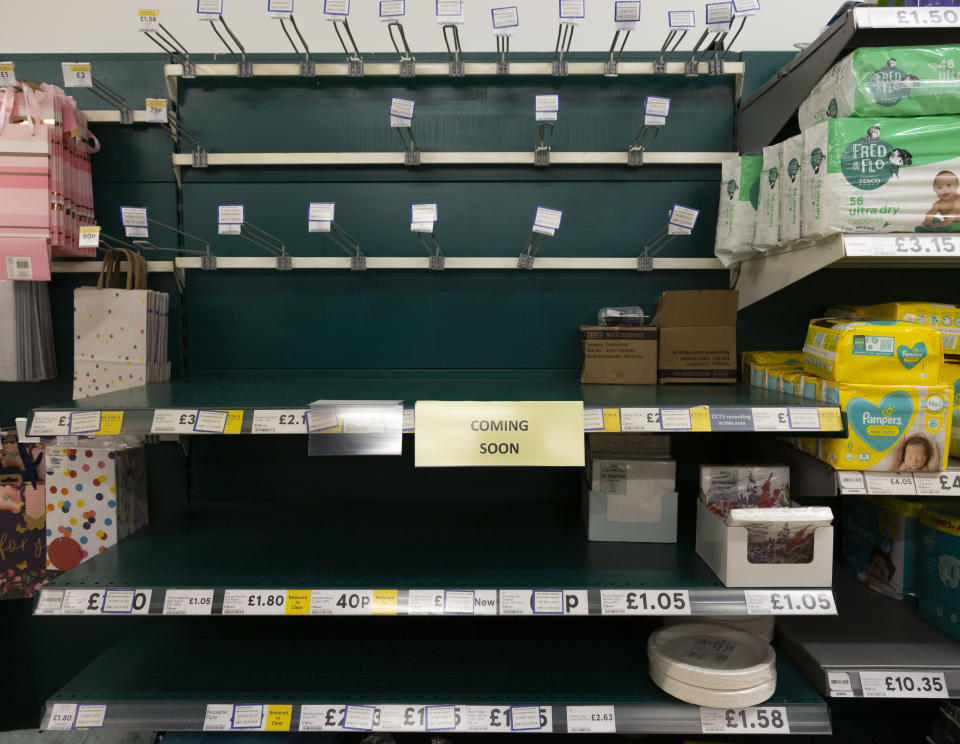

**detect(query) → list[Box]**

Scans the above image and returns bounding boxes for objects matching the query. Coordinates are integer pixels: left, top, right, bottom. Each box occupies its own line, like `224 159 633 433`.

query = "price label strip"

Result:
600 589 690 616
859 671 948 698
744 590 836 615
701 706 790 734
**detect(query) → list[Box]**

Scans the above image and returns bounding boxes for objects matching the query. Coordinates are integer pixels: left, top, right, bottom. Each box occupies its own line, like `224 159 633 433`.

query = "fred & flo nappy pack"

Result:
802 116 960 237
779 135 804 244
755 144 782 250
799 46 960 130
715 155 762 267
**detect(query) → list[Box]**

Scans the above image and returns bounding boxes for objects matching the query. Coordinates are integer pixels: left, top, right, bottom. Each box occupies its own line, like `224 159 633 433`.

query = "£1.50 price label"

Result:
701 706 789 734
744 590 836 615
859 671 948 698
600 589 690 615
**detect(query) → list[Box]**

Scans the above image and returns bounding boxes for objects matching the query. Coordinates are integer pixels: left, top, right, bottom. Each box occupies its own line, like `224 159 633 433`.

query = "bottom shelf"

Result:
41 621 831 735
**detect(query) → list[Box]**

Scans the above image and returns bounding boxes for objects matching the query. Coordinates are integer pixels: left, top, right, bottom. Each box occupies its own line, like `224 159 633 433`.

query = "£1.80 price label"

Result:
222 589 286 615
744 590 836 615
859 671 948 698
600 589 690 615
701 706 789 734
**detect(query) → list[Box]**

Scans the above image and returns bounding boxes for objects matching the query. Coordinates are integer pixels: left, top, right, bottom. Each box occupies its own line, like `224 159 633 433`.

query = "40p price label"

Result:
744 590 836 615
860 671 948 698
701 706 789 734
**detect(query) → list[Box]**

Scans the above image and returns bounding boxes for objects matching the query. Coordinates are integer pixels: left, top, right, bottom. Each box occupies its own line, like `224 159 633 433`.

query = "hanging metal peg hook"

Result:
535 122 554 167
638 205 699 271
143 23 196 78
553 23 575 76
442 25 464 77
417 229 444 271
322 224 366 272
518 232 548 270
79 77 134 124
628 126 659 167
207 14 252 77
332 18 364 77
604 29 630 77
225 223 291 270
387 21 416 77
277 15 315 77
397 127 420 167
136 219 217 270
164 110 206 169
653 29 687 74
712 15 747 74
496 35 511 75
683 29 711 76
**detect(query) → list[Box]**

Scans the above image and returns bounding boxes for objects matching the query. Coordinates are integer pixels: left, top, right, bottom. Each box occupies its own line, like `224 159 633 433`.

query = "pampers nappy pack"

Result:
843 493 929 601
715 155 762 267
864 302 960 356
803 116 960 236
779 135 804 245
942 361 960 457
919 505 960 642
820 381 951 472
798 46 960 130
803 318 943 385
755 144 782 250
741 350 803 385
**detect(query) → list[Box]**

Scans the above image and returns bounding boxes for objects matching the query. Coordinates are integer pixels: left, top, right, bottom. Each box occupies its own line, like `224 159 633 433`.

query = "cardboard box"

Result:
583 457 677 543
650 290 738 383
580 326 657 385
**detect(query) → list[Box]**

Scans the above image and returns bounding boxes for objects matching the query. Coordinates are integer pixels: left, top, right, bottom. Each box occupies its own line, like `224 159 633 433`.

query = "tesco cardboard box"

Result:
580 326 658 385
650 290 738 383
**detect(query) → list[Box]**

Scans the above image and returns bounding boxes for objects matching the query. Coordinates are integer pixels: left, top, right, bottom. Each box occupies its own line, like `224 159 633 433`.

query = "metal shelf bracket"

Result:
322 223 366 271
496 36 510 75
397 127 421 167
142 24 196 79
518 232 550 270
417 230 444 271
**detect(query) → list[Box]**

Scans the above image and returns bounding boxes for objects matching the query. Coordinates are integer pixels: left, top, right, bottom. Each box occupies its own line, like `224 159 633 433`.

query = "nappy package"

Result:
741 350 803 385
798 46 960 130
803 318 943 385
918 505 960 642
715 154 762 267
864 302 960 356
942 361 960 457
754 144 782 250
824 304 870 318
779 134 804 245
819 381 951 472
843 493 929 601
803 116 960 237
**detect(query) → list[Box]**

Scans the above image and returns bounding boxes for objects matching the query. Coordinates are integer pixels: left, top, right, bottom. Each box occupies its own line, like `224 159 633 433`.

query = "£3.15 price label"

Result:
701 706 789 734
600 589 690 615
859 671 948 698
744 590 836 615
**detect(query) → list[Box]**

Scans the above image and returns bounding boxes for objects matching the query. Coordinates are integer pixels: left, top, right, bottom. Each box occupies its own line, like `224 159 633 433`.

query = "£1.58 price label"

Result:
600 589 690 615
701 706 789 734
744 590 836 615
859 671 948 698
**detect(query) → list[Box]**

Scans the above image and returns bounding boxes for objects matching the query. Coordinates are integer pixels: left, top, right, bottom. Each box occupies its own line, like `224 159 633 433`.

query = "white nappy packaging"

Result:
799 46 960 131
754 144 782 250
779 134 804 245
715 154 763 267
803 116 960 236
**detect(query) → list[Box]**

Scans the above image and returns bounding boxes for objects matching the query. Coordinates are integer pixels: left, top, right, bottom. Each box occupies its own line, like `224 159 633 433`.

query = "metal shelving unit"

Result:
40 624 831 734
778 572 960 699
28 377 844 436
32 500 835 618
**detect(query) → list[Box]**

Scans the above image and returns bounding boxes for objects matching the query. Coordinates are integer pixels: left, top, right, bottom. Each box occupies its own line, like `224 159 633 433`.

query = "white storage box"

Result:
694 501 833 587
583 456 677 543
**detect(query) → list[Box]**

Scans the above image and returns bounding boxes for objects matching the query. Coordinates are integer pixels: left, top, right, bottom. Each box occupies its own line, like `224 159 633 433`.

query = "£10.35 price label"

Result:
859 671 948 698
744 590 836 615
700 706 789 734
600 589 690 615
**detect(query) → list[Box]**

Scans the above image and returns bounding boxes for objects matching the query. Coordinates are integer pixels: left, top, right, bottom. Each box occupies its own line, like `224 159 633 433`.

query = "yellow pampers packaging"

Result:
864 302 960 357
942 362 960 457
741 350 803 383
779 369 805 397
824 304 869 319
820 381 951 471
803 318 943 385
797 373 825 457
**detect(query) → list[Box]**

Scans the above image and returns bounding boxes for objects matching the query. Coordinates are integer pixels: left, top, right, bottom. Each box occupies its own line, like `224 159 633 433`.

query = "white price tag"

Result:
443 589 476 614
533 206 562 235
402 407 415 432
492 6 519 32
668 204 699 233
324 0 350 17
5 256 33 279
844 234 960 258
425 705 458 731
410 203 438 234
828 672 854 698
101 588 152 614
787 407 821 430
644 96 670 127
78 226 101 248
222 589 287 615
619 408 661 431
915 471 960 496
69 410 101 434
701 706 789 734
231 705 264 730
706 1 733 31
751 408 790 432
75 705 107 729
35 589 65 615
197 0 224 19
600 589 690 615
308 202 335 226
251 409 308 434
744 590 836 615
669 10 696 27
0 62 16 87
145 98 168 123
344 705 376 731
837 471 867 495
465 706 551 732
194 410 228 433
535 94 559 122
865 472 916 496
509 706 545 731
218 204 244 233
583 408 604 431
566 706 616 733
436 0 464 23
61 62 92 88
310 589 374 615
202 704 233 731
61 589 107 615
150 409 203 433
308 407 338 432
380 1 405 19
862 6 960 29
46 704 78 730
659 408 692 431
407 589 444 614
120 206 149 238
498 589 587 615
29 411 74 436
732 0 760 15
860 671 948 698
376 705 421 731
300 705 346 731
163 589 214 615
559 0 585 21
268 0 294 16
137 9 160 32
615 1 641 29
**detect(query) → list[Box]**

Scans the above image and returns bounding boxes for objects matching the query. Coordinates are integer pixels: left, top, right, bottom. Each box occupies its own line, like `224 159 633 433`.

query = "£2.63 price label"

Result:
859 671 948 698
600 589 690 615
701 706 789 734
744 590 836 615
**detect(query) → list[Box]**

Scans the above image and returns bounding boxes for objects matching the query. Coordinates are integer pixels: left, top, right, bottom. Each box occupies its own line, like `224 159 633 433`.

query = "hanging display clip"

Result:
638 204 700 271
442 24 465 77
387 22 416 78
206 14 253 77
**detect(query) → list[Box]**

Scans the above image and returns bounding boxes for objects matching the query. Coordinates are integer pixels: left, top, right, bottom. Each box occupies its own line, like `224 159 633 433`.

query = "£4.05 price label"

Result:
744 590 836 615
701 706 789 734
859 671 948 698
600 589 690 615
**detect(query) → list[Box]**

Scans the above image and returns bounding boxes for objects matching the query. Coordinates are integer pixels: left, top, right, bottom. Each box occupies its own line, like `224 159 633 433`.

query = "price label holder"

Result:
145 98 168 123
59 588 152 615
858 6 960 29
308 589 398 615
308 400 403 456
300 705 347 731
864 472 917 496
700 706 789 734
600 589 691 615
605 1 640 76
859 671 948 698
61 62 93 88
619 408 662 432
0 62 16 87
915 471 960 496
138 8 160 32
163 589 215 615
414 401 584 467
644 96 670 127
837 471 867 495
535 94 558 122
252 409 309 434
552 1 581 76
152 408 237 434
222 589 288 615
464 706 552 733
566 705 616 733
498 589 587 616
121 206 149 238
844 234 960 258
217 204 244 236
78 226 101 249
744 590 836 615
520 207 563 267
75 705 108 730
46 703 78 730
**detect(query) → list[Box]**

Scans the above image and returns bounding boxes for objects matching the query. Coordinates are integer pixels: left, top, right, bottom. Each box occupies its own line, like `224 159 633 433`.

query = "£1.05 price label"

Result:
600 589 690 615
701 706 789 734
859 671 948 698
744 590 836 615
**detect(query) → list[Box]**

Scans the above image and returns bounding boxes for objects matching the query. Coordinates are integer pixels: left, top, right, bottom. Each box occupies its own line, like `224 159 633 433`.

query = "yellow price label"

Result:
146 99 166 109
138 9 159 16
601 407 621 433
264 705 292 731
0 64 13 72
224 410 244 434
69 65 91 73
818 407 843 432
415 401 585 467
372 589 398 615
96 411 124 435
285 590 311 615
690 407 712 432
